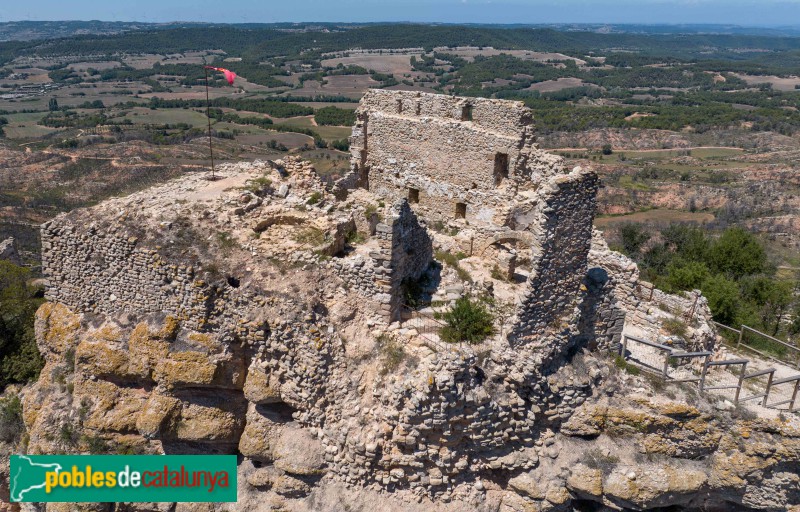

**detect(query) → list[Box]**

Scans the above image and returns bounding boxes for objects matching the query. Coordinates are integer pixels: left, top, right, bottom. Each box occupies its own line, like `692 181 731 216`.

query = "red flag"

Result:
204 66 237 85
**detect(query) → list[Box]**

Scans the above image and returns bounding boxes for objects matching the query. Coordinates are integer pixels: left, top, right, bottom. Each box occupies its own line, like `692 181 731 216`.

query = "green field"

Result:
3 111 58 139
610 147 744 161
595 209 715 228
274 115 352 141
123 107 209 127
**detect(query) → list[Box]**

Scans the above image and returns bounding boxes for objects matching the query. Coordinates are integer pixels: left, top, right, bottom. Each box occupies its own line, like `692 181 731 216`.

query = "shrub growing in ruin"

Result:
440 297 494 345
662 317 688 338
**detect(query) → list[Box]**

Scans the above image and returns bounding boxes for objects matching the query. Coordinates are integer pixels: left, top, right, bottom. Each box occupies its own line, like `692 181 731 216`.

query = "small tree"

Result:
601 144 613 155
440 297 494 344
707 227 767 280
48 98 59 112
665 260 710 292
701 273 740 326
619 223 650 257
0 261 44 387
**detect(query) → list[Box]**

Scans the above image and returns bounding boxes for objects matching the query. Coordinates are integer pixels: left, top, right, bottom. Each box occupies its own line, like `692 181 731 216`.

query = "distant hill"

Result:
2 20 800 43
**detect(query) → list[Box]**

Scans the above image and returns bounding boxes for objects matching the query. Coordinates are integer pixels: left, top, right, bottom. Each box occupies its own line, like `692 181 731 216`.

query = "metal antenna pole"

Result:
204 66 215 180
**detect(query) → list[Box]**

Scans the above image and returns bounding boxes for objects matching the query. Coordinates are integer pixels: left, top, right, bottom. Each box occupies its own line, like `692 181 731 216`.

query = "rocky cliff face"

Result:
10 299 800 512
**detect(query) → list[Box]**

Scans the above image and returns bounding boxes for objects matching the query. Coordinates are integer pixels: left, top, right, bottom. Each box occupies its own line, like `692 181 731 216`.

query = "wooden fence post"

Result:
621 335 628 358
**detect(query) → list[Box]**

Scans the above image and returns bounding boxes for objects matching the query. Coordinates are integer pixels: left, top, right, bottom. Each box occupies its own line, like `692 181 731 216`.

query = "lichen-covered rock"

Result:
238 404 282 461
172 396 246 443
243 367 282 404
601 464 707 509
135 394 181 439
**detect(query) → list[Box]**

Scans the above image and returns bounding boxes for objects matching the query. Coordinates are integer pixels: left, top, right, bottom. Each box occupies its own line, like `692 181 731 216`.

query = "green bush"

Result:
376 334 406 375
614 355 641 375
619 223 650 256
306 191 322 205
707 227 767 280
0 261 45 388
662 317 688 338
701 273 741 326
440 297 494 344
0 394 24 443
663 260 709 292
364 204 379 219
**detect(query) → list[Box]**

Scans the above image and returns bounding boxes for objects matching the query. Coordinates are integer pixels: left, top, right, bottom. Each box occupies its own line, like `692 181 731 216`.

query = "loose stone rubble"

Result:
7 91 800 512
0 237 21 266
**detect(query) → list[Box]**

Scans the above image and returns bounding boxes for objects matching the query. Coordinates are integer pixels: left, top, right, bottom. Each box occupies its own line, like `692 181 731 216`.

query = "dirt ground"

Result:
733 73 800 92
321 54 421 75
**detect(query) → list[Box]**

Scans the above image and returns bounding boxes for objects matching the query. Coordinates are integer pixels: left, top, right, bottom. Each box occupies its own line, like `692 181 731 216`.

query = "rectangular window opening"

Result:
397 99 403 114
455 202 467 219
494 153 509 185
408 187 420 204
461 105 473 121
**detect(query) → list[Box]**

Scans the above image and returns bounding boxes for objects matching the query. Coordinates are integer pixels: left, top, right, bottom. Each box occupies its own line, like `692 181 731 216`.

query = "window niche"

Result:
408 187 420 204
455 202 467 219
494 153 509 185
461 104 473 121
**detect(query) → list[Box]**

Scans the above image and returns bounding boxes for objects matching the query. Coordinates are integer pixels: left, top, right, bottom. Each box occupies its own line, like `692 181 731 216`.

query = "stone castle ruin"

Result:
20 90 796 512
341 90 601 343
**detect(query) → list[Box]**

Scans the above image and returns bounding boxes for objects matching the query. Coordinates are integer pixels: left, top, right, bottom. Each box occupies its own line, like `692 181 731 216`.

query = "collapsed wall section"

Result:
511 168 599 346
587 233 717 352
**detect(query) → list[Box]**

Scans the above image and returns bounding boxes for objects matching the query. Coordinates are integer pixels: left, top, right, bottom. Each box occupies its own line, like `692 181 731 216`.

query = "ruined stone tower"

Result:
343 90 599 344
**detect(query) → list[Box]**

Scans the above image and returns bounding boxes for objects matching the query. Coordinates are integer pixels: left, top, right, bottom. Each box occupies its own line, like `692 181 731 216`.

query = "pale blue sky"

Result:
1 0 799 26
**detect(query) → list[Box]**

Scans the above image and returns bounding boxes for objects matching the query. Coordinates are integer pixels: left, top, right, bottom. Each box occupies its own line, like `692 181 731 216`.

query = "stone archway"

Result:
475 231 537 281
475 231 536 257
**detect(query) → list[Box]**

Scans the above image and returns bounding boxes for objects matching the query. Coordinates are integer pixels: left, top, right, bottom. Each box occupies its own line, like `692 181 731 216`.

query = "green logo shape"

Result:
10 455 237 503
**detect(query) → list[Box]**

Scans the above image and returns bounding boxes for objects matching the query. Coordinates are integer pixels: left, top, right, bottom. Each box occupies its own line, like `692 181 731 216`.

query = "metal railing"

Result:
620 334 800 412
620 334 710 382
401 304 448 352
713 321 800 369
764 375 800 411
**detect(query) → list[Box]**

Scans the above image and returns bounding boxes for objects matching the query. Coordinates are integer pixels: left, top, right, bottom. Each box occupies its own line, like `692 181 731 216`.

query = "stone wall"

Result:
350 90 560 226
388 200 433 319
371 200 433 321
40 219 215 328
587 232 716 353
510 168 599 346
326 255 382 299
